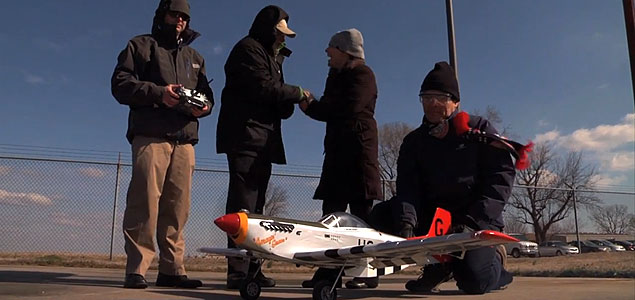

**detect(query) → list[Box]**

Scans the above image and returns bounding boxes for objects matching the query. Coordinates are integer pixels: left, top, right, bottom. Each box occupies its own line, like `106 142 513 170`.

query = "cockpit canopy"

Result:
318 212 370 228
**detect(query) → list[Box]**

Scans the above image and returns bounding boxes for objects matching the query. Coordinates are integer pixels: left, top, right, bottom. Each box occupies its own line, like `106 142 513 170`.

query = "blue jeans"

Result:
452 246 511 294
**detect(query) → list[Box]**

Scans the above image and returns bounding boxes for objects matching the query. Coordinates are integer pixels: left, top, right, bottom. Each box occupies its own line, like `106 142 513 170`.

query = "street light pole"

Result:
572 187 582 251
446 0 459 81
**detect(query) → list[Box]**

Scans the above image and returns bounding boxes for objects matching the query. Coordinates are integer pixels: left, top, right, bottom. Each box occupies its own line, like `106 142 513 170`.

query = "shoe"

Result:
254 271 276 287
405 264 452 293
496 269 513 290
345 277 378 289
124 273 148 289
226 272 246 290
155 273 202 288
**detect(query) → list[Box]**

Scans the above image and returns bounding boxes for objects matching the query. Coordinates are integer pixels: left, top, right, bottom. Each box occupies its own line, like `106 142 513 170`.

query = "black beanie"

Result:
420 61 460 101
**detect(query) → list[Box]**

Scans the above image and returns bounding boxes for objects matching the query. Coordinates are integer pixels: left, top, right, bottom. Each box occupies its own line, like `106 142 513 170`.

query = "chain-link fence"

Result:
1 156 633 256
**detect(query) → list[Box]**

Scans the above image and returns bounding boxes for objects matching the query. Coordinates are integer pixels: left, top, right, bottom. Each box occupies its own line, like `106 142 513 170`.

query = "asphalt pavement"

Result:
0 265 633 300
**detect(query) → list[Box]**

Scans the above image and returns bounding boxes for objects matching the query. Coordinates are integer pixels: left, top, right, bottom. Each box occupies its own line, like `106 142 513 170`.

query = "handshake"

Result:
299 89 315 112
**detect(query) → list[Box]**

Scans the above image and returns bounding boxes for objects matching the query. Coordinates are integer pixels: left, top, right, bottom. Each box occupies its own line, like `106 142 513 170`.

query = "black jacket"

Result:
306 63 382 201
216 5 301 164
111 5 213 144
395 113 516 232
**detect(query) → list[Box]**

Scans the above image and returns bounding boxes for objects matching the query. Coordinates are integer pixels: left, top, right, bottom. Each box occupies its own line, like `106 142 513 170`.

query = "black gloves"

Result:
397 222 414 238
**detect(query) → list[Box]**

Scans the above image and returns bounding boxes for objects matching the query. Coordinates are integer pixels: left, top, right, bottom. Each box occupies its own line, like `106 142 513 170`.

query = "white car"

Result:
507 234 539 258
539 241 579 256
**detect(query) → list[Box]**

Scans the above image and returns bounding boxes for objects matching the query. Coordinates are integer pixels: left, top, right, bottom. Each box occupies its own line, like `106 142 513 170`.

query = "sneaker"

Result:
123 273 148 289
345 277 378 289
405 264 452 293
155 273 202 288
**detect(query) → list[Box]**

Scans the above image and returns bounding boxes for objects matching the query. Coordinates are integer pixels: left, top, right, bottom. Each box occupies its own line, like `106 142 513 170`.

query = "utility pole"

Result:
624 0 635 102
446 0 459 82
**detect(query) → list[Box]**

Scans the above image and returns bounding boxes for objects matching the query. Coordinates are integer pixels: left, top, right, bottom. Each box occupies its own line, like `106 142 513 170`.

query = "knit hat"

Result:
328 28 365 59
420 61 460 101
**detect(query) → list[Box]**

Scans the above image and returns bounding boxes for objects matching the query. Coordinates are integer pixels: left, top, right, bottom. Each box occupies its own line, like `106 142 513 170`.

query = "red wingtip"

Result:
453 112 471 135
515 141 534 170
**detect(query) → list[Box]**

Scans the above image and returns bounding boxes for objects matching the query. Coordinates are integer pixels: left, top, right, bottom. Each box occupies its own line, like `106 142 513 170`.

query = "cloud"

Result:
24 73 45 84
534 113 634 152
79 167 106 178
600 151 635 172
0 166 9 176
534 130 560 144
213 45 223 55
51 213 83 227
33 38 65 52
0 189 53 206
591 174 627 187
537 120 549 127
596 83 609 89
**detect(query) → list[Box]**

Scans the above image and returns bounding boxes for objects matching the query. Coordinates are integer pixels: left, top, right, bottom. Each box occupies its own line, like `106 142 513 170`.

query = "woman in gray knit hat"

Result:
299 28 382 290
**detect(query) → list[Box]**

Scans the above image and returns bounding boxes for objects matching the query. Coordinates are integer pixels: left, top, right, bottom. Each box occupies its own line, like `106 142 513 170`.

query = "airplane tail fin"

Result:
407 207 452 240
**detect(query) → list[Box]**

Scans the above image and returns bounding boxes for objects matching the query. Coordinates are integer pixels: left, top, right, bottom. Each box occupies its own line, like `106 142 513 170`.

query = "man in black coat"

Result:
112 0 212 289
215 5 308 289
388 62 515 294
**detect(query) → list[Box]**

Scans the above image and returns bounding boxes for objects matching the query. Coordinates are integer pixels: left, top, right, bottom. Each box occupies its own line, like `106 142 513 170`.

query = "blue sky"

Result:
0 0 633 252
1 1 633 187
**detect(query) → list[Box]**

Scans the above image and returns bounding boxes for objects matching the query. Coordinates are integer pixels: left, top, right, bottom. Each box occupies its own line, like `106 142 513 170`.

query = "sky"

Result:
0 0 633 253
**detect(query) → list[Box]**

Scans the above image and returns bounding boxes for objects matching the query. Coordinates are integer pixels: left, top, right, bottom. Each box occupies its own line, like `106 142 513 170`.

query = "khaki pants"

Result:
123 136 195 276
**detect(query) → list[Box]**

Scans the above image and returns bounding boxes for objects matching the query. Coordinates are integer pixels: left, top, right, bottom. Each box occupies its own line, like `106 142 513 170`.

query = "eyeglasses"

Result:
419 92 454 103
166 11 189 21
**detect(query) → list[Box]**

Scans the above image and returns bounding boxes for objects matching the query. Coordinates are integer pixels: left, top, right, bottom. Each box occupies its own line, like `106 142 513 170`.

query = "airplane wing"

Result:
199 247 254 258
294 230 517 270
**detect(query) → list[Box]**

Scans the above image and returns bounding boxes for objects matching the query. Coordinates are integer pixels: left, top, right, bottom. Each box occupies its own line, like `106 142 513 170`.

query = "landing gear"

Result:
240 279 261 300
313 280 337 300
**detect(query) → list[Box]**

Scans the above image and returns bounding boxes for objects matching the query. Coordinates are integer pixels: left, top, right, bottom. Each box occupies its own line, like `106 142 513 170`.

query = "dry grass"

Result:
1 252 633 278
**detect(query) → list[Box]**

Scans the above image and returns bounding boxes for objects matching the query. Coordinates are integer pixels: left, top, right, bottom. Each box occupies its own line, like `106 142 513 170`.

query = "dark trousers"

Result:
225 153 272 276
452 245 506 294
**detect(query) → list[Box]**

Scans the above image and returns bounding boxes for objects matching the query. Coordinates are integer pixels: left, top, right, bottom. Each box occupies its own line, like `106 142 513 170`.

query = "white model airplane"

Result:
200 208 518 300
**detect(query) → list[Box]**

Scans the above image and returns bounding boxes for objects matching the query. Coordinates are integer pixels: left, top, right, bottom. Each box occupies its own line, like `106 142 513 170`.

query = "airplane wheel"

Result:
240 279 261 300
313 280 337 300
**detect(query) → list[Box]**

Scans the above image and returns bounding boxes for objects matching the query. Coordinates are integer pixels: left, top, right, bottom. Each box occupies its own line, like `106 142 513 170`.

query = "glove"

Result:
397 222 414 238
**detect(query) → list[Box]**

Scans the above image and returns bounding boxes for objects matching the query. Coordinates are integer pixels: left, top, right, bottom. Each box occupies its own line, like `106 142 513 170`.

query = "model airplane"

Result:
200 208 518 300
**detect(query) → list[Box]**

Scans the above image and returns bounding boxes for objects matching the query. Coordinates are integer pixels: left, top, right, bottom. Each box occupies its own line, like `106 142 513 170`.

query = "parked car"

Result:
568 240 609 253
610 240 635 251
507 234 539 258
590 239 626 252
538 241 579 256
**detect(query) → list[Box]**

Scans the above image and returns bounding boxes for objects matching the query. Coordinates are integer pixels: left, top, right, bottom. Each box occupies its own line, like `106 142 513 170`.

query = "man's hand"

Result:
397 222 414 238
191 105 210 117
299 90 314 112
162 84 182 107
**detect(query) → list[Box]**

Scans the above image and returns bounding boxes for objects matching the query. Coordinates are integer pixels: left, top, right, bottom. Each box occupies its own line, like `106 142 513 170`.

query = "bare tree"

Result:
378 122 413 199
503 210 527 233
510 143 600 244
471 105 511 137
590 204 634 234
263 184 289 217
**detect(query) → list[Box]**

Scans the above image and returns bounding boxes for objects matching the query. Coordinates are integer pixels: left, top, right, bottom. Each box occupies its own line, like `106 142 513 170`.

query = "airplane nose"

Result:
214 213 241 235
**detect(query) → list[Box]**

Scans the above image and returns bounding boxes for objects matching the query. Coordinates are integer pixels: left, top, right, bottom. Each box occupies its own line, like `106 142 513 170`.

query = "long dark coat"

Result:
216 5 300 164
305 63 382 202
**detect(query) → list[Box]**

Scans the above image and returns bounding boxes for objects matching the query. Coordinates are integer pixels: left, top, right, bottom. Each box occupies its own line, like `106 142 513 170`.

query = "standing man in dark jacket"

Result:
111 0 212 289
392 62 514 294
216 5 308 289
299 28 382 290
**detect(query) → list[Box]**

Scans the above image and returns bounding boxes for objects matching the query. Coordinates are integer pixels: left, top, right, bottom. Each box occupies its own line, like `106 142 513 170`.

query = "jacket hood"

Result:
248 5 291 54
152 0 200 46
